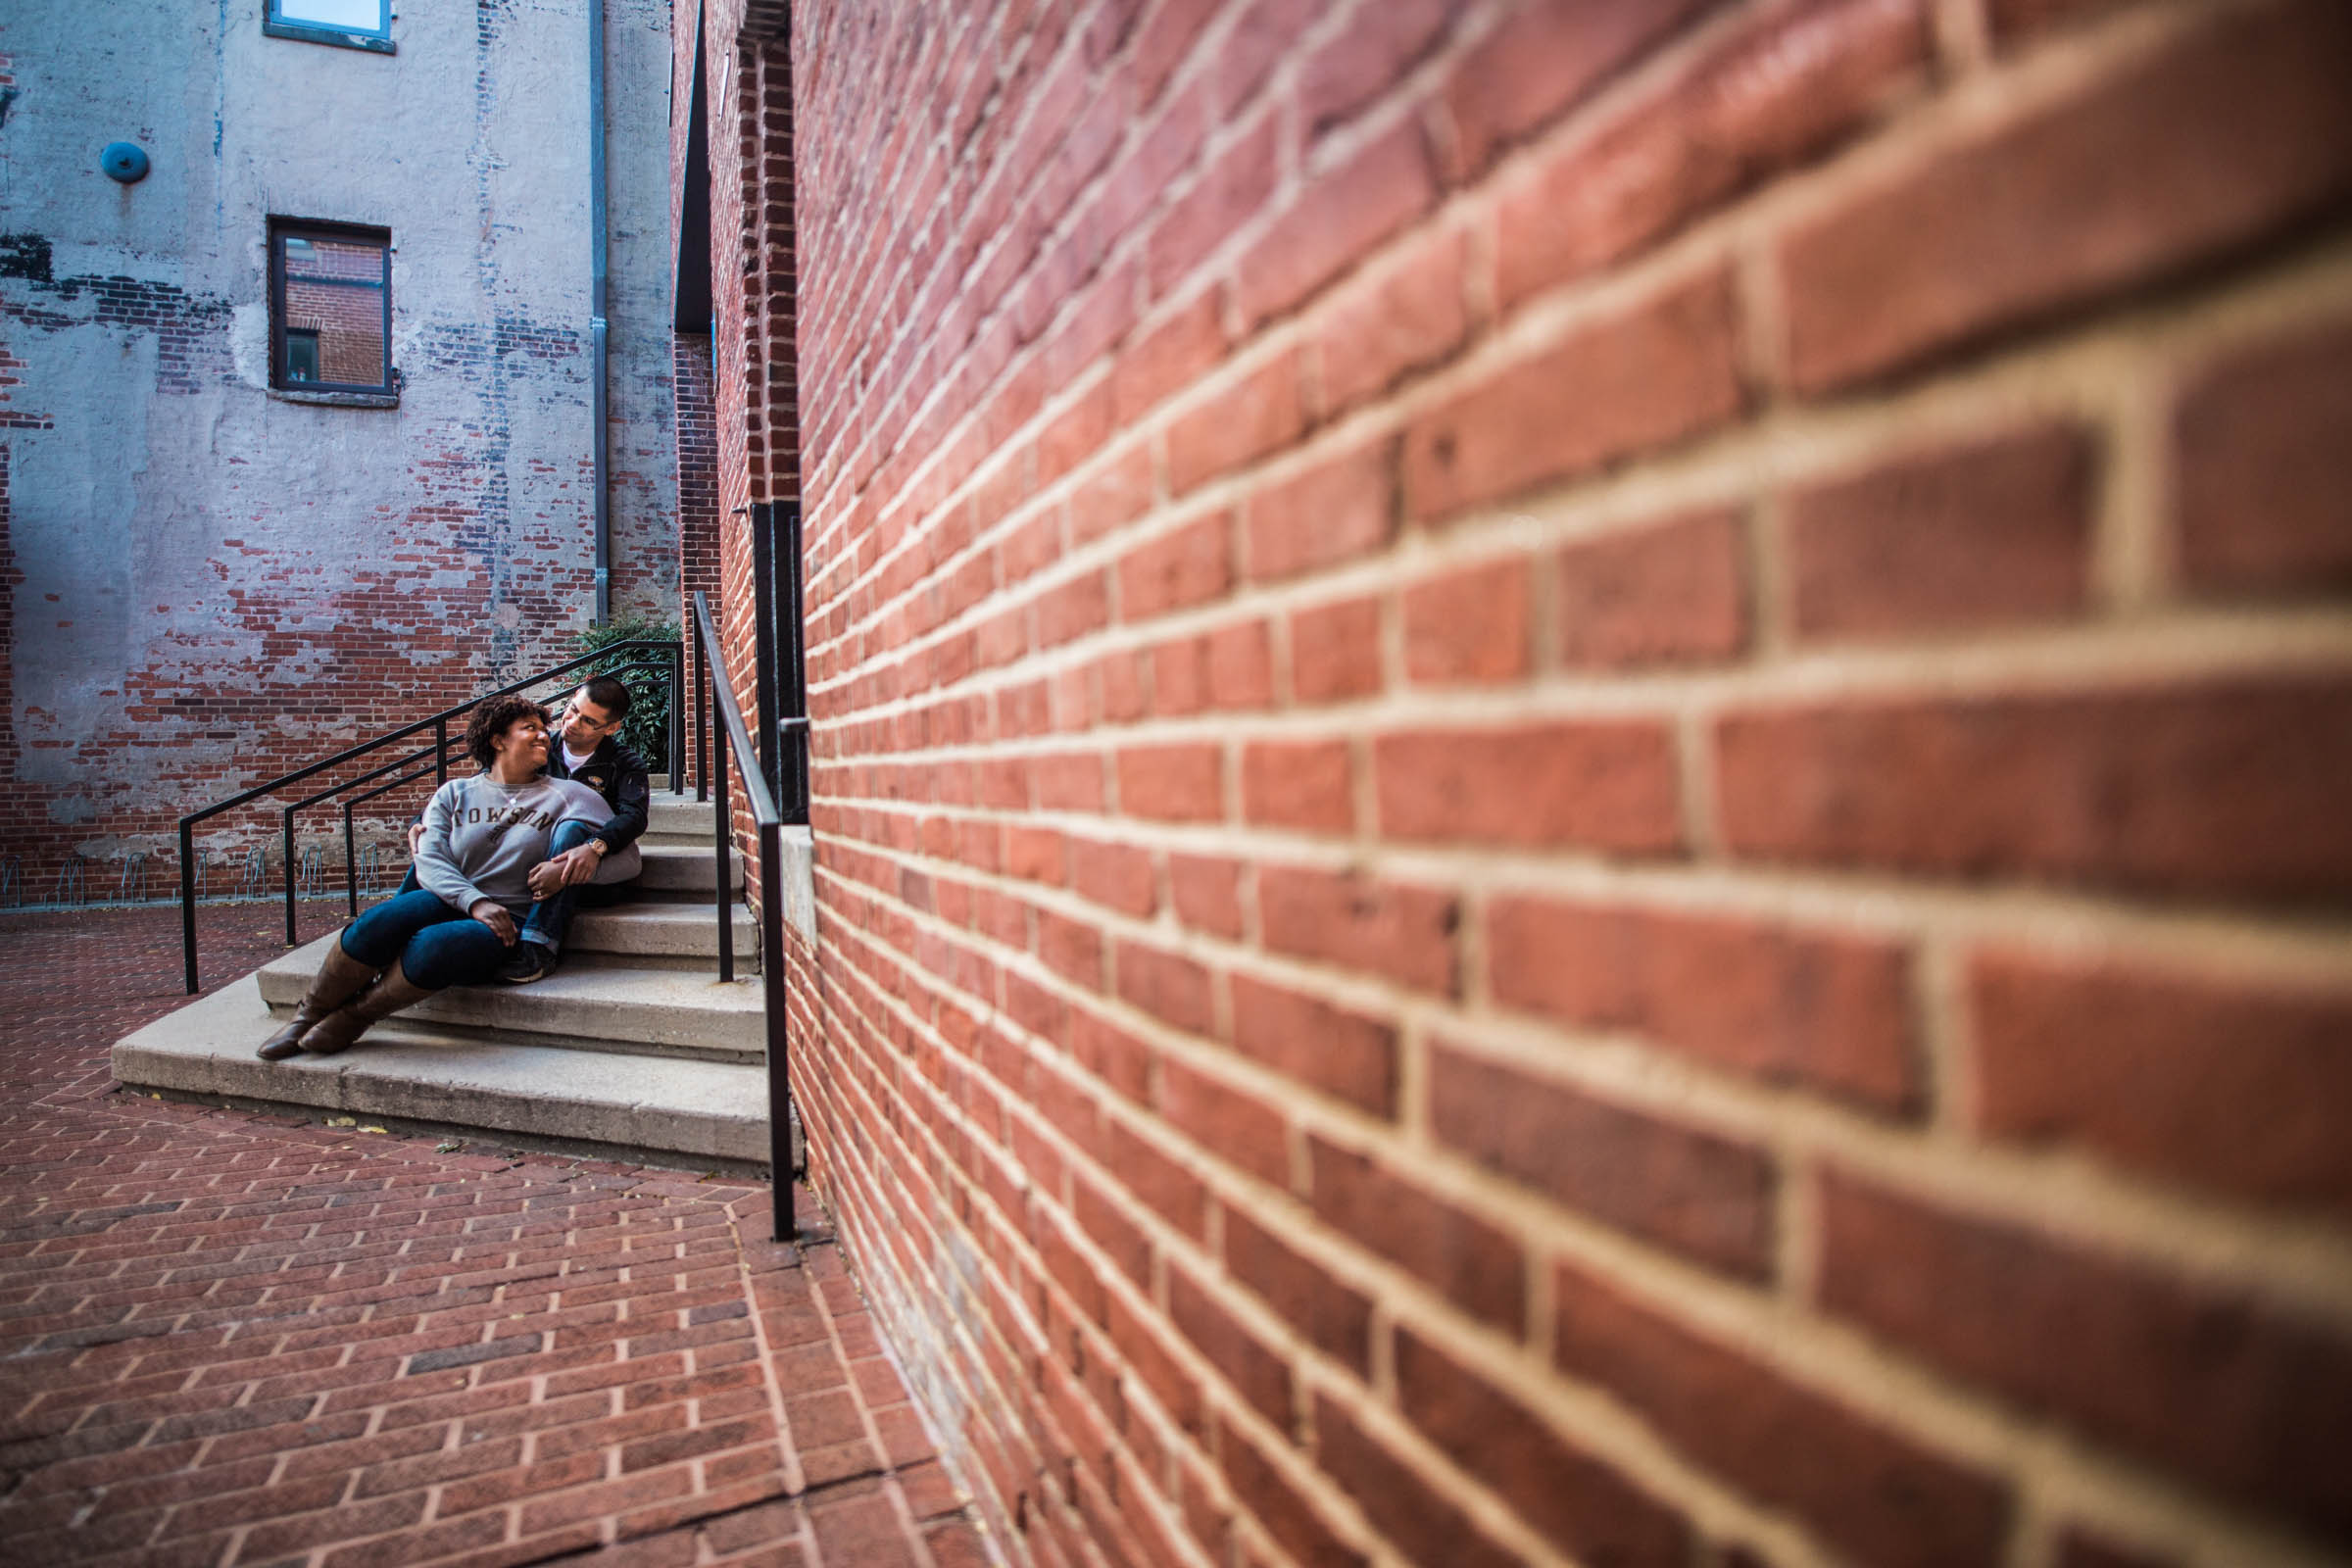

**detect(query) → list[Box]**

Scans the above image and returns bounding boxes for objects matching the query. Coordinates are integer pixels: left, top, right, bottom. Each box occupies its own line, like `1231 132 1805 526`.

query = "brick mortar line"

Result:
796 1060 1102 1564
1447 1200 2345 1568
807 48 1767 618
798 0 1290 557
2095 327 2177 616
815 986 1630 1568
799 0 1838 569
790 1180 1010 1566
812 1242 1023 1567
804 832 2352 1081
1930 0 1988 73
806 804 2352 1020
1298 1360 1691 1568
808 581 2352 759
784 1130 1008 1546
808 56 2352 685
806 859 2352 1326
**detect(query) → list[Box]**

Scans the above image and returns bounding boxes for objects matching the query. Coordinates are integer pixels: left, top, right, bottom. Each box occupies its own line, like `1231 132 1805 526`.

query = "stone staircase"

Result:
112 786 809 1173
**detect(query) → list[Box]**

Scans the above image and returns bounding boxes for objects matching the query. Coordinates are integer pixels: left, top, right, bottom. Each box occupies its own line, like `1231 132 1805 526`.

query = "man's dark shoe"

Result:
499 943 558 985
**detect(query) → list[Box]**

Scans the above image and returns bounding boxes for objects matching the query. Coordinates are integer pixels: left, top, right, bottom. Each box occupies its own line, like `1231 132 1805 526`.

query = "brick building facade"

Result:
684 0 2352 1565
0 0 677 898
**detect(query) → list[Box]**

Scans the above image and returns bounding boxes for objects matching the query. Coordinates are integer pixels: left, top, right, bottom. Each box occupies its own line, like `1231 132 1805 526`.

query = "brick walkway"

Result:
0 904 986 1568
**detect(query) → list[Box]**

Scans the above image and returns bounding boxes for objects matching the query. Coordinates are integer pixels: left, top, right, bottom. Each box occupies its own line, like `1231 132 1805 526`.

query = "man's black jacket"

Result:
550 734 651 855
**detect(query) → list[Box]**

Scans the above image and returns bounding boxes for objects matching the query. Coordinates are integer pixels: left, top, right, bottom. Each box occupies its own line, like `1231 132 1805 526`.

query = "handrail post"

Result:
713 712 733 984
750 502 781 798
343 800 360 919
691 594 804 1238
760 818 792 1221
180 820 199 994
435 717 449 785
670 642 685 792
695 621 710 803
281 808 298 947
781 501 808 824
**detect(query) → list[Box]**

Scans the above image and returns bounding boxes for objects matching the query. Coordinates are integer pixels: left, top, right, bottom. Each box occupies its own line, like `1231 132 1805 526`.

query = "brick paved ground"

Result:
0 904 988 1568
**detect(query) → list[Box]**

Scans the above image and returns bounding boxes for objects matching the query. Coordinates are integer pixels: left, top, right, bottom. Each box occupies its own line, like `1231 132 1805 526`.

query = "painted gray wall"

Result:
0 0 677 881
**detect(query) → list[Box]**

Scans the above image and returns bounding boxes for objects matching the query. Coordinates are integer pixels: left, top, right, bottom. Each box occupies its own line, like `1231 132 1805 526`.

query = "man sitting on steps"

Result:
401 675 652 986
505 674 652 983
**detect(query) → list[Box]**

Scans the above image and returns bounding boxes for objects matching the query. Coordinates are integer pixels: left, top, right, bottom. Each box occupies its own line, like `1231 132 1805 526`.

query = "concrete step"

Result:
112 971 772 1167
646 795 715 838
637 841 743 894
567 899 759 968
258 933 765 1062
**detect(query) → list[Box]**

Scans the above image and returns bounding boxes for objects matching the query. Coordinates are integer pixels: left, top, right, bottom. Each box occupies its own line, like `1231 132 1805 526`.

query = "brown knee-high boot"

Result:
257 941 378 1061
299 959 433 1056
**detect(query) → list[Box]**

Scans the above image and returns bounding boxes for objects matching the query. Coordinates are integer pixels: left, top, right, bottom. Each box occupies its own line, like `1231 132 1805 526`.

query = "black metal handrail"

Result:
748 502 811 824
176 639 685 992
691 591 807 1232
340 752 450 916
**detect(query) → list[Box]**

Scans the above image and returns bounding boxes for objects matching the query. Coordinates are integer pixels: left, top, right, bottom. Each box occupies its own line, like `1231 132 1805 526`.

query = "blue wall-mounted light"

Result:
100 142 150 183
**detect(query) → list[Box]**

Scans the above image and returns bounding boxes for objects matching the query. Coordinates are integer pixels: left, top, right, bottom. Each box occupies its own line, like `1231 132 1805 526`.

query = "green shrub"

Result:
564 612 679 771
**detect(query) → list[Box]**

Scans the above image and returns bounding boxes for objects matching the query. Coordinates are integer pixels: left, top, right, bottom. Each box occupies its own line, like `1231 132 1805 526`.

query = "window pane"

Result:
278 235 386 389
272 0 387 34
283 331 321 383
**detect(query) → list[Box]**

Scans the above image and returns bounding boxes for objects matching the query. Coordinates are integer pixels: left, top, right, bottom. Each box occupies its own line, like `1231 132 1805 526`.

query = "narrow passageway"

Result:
0 906 982 1568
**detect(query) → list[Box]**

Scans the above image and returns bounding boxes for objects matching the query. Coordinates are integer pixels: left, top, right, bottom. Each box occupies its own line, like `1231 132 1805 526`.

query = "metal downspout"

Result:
590 0 612 623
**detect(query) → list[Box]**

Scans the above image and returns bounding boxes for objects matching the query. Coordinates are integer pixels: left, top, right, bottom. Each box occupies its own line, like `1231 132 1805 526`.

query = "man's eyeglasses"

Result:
564 703 622 733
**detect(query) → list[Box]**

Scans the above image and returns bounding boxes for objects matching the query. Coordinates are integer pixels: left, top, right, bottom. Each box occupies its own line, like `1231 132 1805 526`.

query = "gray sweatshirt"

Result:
416 773 611 917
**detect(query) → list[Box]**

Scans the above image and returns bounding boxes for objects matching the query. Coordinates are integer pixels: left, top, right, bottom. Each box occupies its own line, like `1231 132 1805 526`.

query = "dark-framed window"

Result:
264 0 393 54
269 220 392 396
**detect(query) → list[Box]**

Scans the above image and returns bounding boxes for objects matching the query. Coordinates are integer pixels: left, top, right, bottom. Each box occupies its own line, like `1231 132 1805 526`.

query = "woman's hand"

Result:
469 900 516 945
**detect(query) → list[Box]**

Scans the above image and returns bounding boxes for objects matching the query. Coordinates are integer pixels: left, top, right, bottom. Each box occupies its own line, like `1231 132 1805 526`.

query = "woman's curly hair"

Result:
465 695 550 768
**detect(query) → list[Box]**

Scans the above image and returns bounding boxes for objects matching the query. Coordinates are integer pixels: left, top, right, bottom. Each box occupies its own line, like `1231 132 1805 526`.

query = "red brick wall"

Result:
675 331 721 644
692 0 799 865
757 1 2352 1564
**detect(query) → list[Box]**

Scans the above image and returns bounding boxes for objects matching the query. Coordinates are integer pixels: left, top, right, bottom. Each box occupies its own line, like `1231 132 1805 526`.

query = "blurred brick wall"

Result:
675 331 720 643
681 0 785 852
731 0 2352 1564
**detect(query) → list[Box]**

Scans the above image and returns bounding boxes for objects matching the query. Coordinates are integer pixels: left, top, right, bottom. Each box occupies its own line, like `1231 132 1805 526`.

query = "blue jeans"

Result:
515 819 631 954
340 889 511 990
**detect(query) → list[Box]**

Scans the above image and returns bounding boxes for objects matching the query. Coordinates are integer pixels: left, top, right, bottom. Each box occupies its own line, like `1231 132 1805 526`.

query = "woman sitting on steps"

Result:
257 694 610 1061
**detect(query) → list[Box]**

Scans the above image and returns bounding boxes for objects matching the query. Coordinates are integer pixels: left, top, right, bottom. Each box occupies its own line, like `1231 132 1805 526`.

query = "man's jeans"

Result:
515 819 641 954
